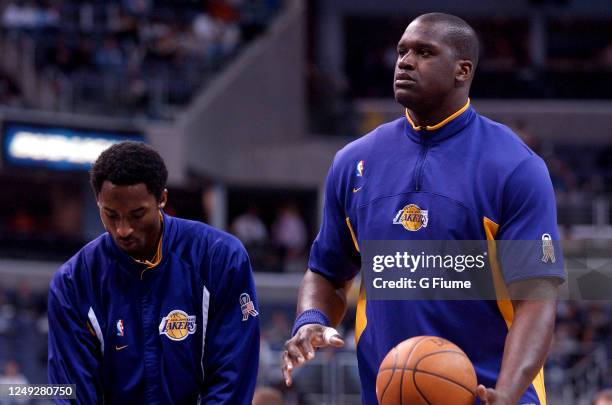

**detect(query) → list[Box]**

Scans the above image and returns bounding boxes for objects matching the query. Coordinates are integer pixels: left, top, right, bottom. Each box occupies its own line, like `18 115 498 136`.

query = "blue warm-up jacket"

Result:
48 212 260 404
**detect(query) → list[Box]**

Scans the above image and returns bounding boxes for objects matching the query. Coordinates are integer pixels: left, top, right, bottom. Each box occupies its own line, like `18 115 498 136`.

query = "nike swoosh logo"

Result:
352 187 362 193
115 345 128 351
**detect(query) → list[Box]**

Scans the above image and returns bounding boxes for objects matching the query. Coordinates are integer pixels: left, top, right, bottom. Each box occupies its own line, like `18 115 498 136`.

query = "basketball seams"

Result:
378 349 469 372
380 346 398 402
399 336 428 405
413 364 434 405
413 351 477 396
413 368 476 396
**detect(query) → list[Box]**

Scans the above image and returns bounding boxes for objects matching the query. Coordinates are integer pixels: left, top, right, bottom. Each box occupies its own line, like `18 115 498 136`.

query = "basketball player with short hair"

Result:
283 13 565 405
48 141 260 404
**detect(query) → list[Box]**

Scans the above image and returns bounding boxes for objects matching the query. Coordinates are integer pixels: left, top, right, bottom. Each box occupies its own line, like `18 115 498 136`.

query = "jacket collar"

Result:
404 99 475 143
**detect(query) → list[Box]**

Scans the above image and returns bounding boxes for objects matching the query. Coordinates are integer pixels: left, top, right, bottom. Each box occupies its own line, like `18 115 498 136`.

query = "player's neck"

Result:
133 221 163 262
407 95 469 129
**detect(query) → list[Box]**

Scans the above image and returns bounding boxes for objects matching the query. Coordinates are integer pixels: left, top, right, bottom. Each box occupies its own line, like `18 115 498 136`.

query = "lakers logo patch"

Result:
159 310 197 341
393 204 429 231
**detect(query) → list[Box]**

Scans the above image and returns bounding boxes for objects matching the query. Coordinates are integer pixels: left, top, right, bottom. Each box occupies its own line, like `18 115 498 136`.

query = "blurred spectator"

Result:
51 195 83 239
10 208 35 236
73 37 94 72
0 360 28 384
546 156 577 193
2 1 37 29
0 72 22 106
1 0 59 30
593 389 612 405
0 288 14 335
208 0 240 23
600 42 612 69
78 2 94 32
192 13 218 43
231 205 268 246
490 36 519 70
512 121 541 154
0 0 281 117
95 38 124 71
8 280 43 319
264 310 290 349
272 203 307 253
272 202 307 271
191 13 240 63
111 10 140 47
50 37 74 75
253 386 284 405
0 360 29 405
122 0 152 18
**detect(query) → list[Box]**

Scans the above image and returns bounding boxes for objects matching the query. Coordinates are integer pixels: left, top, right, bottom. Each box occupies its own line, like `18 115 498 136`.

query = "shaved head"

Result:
394 12 478 123
414 13 479 70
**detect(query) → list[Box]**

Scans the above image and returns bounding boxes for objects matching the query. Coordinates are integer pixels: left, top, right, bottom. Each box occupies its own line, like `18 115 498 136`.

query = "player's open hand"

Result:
282 324 344 386
476 385 512 405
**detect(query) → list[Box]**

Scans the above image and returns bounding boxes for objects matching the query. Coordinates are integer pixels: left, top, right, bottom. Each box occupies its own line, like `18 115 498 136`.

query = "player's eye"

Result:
131 210 146 220
418 48 431 57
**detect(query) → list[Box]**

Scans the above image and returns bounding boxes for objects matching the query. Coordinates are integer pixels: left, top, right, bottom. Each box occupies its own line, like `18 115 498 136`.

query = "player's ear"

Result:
95 200 110 231
158 189 168 209
455 60 473 84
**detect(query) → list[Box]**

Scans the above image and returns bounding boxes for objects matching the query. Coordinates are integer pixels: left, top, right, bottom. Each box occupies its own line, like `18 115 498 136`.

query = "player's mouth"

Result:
117 238 138 249
395 72 417 86
395 72 416 82
395 75 416 87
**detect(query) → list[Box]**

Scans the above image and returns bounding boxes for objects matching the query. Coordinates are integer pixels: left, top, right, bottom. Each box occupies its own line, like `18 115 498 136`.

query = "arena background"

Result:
0 0 610 403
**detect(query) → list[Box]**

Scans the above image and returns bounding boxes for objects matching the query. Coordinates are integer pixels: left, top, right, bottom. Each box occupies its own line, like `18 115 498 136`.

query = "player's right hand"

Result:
282 324 344 386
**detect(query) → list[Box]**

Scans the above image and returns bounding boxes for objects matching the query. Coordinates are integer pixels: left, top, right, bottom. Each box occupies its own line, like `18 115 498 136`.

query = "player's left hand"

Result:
476 385 512 405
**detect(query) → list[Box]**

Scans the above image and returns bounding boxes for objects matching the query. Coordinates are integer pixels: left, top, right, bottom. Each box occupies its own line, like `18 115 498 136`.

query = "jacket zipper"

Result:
414 135 430 191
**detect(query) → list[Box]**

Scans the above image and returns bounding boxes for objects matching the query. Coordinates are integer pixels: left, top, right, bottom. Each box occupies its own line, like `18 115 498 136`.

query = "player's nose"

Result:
398 51 416 70
116 220 133 238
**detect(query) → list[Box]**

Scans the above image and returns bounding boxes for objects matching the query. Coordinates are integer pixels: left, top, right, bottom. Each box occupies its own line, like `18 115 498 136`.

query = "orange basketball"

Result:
376 336 477 405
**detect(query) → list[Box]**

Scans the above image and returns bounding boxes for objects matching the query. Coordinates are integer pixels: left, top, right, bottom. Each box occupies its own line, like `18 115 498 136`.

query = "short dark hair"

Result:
90 141 168 200
416 12 479 70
